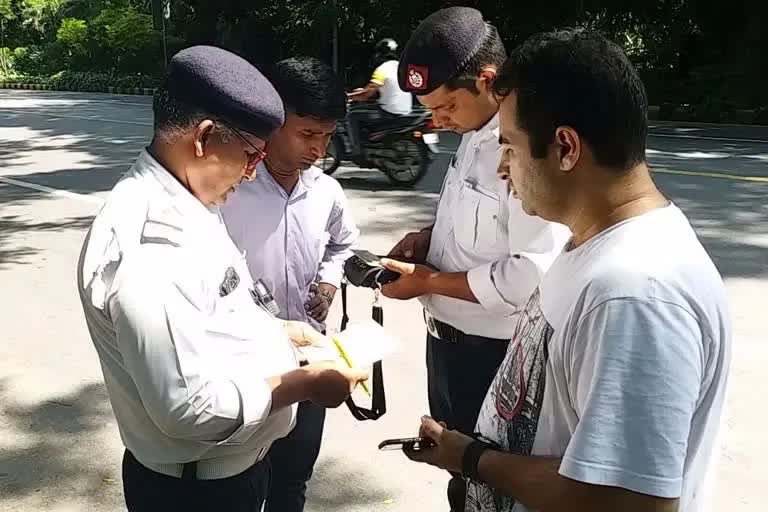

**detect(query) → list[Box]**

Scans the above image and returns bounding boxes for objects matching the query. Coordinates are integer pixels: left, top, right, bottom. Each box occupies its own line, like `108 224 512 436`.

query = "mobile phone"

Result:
378 437 436 451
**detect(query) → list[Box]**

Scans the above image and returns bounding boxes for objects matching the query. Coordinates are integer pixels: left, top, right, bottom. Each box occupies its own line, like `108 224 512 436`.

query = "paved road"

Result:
1 90 766 511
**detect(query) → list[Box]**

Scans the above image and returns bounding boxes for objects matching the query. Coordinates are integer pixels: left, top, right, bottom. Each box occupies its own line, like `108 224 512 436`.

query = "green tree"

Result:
90 4 160 73
20 0 63 33
56 17 85 46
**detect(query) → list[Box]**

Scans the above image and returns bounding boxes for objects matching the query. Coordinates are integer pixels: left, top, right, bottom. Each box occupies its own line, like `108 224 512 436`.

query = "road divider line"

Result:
648 133 768 144
0 108 152 126
0 176 105 204
653 168 768 183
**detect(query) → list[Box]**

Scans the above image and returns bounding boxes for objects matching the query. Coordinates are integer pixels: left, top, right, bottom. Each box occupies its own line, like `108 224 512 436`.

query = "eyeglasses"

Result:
220 122 267 179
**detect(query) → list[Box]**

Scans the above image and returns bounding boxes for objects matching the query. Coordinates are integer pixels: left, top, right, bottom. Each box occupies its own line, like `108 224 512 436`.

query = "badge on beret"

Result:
406 65 429 91
219 266 240 297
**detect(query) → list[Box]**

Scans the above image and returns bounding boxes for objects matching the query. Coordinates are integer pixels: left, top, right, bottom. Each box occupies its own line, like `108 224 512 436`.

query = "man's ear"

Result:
555 126 581 172
476 66 498 93
193 120 216 158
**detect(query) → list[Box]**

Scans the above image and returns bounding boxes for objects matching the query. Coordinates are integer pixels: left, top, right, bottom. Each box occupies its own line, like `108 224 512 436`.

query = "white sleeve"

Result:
559 297 704 498
108 256 274 445
316 186 359 288
467 197 568 315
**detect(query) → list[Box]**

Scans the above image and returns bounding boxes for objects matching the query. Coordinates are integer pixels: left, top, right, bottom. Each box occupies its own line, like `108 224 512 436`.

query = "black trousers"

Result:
264 400 327 512
122 450 270 512
426 333 509 512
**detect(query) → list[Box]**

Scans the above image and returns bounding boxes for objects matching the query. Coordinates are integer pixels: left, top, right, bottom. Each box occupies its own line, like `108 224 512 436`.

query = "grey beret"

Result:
166 45 284 138
398 7 489 95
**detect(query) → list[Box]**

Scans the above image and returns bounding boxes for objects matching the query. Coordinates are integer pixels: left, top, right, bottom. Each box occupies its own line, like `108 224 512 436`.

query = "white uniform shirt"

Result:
221 164 359 330
77 150 298 479
422 114 571 340
371 59 413 115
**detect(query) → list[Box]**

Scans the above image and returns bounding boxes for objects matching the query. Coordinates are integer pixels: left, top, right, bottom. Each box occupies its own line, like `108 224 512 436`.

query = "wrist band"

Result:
462 440 490 482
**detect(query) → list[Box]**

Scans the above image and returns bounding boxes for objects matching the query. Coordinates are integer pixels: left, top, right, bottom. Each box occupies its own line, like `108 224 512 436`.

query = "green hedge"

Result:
1 71 161 92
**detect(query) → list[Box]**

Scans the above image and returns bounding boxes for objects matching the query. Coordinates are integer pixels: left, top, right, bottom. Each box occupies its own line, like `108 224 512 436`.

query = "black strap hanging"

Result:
340 280 386 421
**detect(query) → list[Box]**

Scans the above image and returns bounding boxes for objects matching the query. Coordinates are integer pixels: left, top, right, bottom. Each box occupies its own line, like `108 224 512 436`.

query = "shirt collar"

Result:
135 149 222 226
300 165 323 189
472 112 500 145
256 162 323 196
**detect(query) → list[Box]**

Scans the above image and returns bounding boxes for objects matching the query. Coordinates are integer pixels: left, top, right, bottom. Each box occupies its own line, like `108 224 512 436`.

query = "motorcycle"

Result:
318 102 441 187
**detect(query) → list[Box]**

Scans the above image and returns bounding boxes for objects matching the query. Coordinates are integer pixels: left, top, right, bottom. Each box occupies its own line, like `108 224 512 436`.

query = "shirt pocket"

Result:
454 179 500 250
204 264 259 344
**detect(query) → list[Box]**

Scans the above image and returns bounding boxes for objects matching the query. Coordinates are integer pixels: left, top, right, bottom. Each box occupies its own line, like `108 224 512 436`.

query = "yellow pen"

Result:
331 336 371 397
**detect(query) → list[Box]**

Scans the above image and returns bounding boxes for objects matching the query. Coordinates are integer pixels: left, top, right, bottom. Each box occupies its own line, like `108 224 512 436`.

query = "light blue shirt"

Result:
221 163 359 330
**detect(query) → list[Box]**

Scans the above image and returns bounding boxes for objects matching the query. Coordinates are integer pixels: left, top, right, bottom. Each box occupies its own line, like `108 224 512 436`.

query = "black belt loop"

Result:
181 461 198 480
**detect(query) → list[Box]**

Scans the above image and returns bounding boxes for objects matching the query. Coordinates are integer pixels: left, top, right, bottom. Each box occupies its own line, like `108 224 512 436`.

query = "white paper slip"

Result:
294 343 339 365
329 319 399 368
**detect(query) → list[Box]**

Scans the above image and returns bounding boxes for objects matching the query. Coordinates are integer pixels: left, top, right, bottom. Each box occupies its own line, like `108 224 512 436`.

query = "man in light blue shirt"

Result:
221 57 358 512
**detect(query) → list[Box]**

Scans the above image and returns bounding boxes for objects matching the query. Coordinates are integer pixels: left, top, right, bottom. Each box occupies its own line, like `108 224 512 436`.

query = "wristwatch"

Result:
462 437 494 482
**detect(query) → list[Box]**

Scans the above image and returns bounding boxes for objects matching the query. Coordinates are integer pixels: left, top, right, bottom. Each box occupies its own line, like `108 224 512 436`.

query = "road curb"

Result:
0 82 156 96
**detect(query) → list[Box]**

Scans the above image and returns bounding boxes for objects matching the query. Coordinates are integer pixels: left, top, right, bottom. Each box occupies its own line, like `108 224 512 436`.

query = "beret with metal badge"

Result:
398 7 490 95
165 45 285 138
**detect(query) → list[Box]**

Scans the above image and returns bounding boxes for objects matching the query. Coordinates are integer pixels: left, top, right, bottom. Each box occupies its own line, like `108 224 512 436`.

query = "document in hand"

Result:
330 320 398 367
295 319 398 367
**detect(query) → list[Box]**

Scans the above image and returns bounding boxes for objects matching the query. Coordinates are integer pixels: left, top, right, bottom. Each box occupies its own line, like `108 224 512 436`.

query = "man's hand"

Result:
380 258 435 300
404 416 473 473
305 282 336 323
283 320 329 348
388 229 432 261
303 361 370 408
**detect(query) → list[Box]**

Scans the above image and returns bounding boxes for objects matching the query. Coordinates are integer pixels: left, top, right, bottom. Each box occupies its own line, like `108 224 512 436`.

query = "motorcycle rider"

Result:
347 38 413 147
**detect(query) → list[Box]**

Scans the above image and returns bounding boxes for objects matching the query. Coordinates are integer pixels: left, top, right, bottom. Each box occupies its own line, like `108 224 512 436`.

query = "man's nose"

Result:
311 142 326 159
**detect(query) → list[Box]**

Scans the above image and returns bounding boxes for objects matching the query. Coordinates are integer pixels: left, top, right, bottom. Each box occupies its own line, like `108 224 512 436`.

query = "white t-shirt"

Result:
468 204 732 512
370 60 412 115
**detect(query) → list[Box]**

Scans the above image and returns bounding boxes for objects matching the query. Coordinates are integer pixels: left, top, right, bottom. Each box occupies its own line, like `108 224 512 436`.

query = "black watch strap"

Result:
462 439 491 481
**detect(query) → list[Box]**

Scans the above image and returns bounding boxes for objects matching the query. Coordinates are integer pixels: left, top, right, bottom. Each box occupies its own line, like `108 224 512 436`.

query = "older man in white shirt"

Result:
221 57 358 512
381 9 571 511
77 47 367 512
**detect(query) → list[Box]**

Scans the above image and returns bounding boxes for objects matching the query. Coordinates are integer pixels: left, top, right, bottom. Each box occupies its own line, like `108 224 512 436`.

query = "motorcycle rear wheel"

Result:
384 138 430 187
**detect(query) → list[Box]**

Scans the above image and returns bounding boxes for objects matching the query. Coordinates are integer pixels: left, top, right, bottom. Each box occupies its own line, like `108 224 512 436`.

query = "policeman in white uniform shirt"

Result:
76 46 367 512
379 8 571 511
221 57 358 512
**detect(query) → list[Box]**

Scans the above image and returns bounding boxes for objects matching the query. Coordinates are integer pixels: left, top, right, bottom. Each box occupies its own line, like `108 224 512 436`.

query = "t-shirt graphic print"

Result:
466 287 553 512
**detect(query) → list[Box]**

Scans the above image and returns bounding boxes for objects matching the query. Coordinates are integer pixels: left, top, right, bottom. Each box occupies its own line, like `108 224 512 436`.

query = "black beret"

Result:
166 45 284 138
398 7 489 95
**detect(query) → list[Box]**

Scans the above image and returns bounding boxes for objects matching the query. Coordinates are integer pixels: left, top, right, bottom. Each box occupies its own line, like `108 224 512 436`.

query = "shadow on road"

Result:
0 210 93 269
306 456 395 510
656 174 768 279
648 138 768 176
0 380 121 509
0 112 146 201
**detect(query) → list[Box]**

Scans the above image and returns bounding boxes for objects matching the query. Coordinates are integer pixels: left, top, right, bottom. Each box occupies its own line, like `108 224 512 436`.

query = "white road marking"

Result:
0 176 104 205
648 132 768 144
0 108 152 126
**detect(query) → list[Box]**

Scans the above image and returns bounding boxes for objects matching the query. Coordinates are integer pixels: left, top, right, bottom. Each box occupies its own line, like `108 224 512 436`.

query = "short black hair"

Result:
152 86 238 144
445 24 507 92
153 85 211 139
268 57 347 122
493 29 648 170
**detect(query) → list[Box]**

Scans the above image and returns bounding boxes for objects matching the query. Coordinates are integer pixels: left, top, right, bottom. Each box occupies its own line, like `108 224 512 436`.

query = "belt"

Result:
423 310 508 345
135 448 267 481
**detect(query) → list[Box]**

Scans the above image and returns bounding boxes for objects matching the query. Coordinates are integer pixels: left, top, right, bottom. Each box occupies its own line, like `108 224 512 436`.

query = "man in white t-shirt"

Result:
403 29 731 512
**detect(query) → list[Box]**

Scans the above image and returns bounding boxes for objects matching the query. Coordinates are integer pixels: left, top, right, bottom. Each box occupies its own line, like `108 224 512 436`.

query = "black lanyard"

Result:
340 280 387 421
